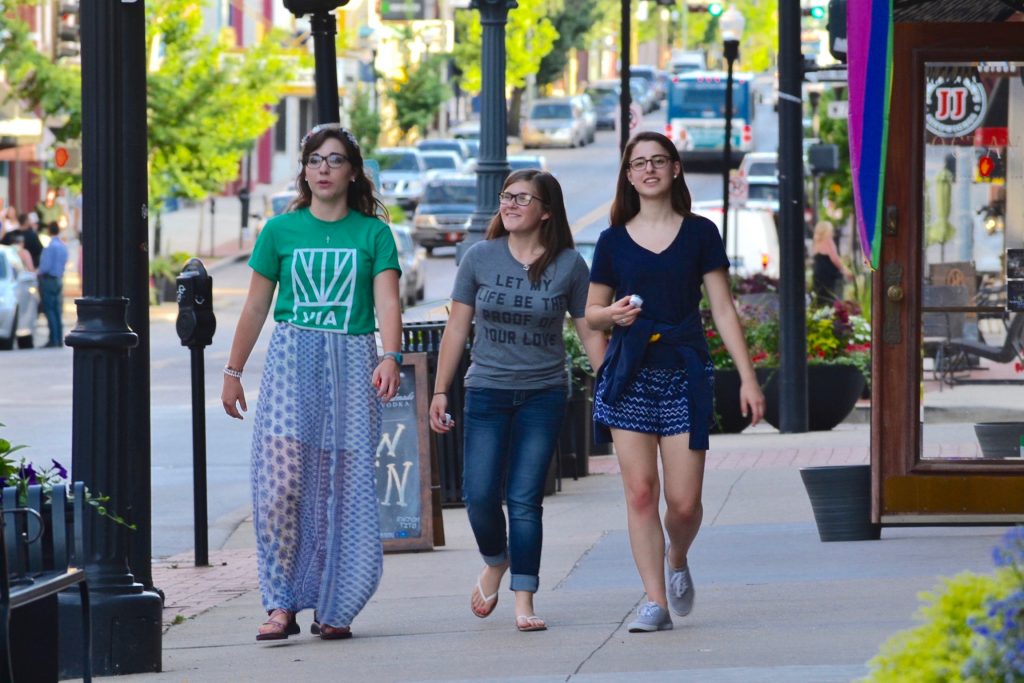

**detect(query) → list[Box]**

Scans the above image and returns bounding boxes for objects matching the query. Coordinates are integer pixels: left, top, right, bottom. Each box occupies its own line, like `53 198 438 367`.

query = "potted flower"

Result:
0 423 135 529
148 251 193 305
752 300 871 431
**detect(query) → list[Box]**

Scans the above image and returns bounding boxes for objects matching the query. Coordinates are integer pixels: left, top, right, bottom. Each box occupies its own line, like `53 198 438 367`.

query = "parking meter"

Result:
175 257 215 566
175 258 216 348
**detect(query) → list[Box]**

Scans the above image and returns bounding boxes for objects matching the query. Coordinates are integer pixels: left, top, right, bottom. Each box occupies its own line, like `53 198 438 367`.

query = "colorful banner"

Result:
847 0 893 270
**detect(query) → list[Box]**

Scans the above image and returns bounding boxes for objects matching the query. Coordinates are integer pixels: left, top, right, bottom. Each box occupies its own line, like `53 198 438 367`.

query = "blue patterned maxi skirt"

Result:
251 322 383 628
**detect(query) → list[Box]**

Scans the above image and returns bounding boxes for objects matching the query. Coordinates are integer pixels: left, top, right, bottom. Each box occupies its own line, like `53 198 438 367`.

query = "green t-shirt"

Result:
248 207 400 334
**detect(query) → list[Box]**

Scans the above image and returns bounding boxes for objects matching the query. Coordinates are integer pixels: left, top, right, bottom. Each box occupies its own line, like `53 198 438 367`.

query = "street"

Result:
0 102 781 558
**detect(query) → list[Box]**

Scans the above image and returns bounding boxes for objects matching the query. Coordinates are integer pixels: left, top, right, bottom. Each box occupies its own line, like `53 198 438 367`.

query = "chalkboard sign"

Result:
1007 249 1024 280
376 353 434 552
1008 280 1024 313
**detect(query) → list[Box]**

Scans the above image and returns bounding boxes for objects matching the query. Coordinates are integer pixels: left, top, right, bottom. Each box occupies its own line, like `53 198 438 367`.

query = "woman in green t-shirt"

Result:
221 124 403 642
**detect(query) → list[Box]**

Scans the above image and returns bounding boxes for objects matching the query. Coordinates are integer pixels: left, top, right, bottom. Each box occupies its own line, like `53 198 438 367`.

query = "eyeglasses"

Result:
627 154 672 172
306 153 349 169
498 192 544 207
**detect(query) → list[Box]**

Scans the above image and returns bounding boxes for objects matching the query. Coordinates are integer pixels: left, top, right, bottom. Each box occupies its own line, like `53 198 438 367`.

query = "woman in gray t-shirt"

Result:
430 170 606 632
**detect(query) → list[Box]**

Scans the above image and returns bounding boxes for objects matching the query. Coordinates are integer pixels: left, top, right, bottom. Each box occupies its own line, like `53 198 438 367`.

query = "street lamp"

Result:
459 0 516 262
284 0 351 124
719 5 744 252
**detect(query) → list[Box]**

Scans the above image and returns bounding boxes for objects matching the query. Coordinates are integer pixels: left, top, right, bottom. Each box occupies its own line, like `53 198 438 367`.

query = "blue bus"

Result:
664 70 756 167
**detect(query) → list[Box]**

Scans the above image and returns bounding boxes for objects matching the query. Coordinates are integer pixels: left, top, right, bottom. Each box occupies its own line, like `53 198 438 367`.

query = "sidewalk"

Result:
96 421 1013 683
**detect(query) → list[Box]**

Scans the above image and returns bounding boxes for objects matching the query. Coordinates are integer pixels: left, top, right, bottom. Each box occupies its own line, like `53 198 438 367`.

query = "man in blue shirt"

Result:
37 223 68 348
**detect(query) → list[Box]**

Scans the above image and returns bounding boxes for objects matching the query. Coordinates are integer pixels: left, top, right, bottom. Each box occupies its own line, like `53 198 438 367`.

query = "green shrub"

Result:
864 570 1018 683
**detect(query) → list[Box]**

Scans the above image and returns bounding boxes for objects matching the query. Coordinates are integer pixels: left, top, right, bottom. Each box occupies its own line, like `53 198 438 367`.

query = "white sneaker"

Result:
667 562 695 617
627 601 674 632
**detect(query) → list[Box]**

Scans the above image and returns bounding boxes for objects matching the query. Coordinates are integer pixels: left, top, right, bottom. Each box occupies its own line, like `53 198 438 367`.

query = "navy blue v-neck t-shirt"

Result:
589 214 729 368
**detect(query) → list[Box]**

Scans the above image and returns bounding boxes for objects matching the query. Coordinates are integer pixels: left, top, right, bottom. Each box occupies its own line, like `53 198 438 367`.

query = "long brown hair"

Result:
609 131 692 227
289 124 389 222
485 169 573 284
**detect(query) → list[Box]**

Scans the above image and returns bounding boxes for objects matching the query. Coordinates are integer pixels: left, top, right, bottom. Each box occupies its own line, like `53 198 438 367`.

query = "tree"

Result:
453 0 559 135
387 51 449 141
348 86 381 155
536 0 600 89
0 0 299 253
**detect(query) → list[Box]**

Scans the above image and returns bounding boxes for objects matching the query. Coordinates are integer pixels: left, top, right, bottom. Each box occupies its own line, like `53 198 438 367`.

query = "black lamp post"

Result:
60 0 163 675
459 0 516 262
719 5 744 252
284 0 350 124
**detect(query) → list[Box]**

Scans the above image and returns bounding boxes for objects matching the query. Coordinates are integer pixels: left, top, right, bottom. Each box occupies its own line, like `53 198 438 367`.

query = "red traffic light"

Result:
55 146 70 168
978 155 994 178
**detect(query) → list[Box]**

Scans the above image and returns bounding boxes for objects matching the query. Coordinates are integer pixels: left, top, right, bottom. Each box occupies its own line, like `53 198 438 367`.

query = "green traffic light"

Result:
810 5 826 19
708 2 724 16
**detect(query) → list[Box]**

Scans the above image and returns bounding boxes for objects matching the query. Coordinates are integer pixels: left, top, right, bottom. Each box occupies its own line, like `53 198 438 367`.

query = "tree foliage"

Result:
385 25 450 141
348 86 381 155
537 0 600 88
146 0 296 210
452 0 559 95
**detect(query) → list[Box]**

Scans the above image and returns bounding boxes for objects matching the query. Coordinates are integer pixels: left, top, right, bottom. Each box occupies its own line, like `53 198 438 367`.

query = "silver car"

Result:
375 148 428 209
0 245 40 350
522 98 589 149
391 224 426 308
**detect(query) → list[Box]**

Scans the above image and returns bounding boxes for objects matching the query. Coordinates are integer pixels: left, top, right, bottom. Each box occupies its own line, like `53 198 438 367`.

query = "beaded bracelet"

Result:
223 366 243 379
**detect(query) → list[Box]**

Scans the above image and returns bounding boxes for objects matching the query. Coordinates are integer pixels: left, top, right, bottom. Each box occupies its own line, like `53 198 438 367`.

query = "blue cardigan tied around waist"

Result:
594 310 715 451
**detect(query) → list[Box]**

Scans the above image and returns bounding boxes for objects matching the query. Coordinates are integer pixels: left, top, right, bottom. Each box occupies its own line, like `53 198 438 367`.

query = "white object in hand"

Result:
443 413 453 426
629 294 644 308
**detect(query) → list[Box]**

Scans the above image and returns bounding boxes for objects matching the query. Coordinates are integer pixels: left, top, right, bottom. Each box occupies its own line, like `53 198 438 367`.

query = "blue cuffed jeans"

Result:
462 386 567 593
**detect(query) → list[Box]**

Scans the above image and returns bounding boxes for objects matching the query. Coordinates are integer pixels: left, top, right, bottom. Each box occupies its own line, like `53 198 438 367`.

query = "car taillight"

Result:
761 253 769 271
742 125 752 145
665 123 673 138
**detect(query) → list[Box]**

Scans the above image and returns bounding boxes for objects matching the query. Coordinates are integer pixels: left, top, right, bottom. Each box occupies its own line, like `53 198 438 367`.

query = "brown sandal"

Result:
256 608 300 641
311 611 352 640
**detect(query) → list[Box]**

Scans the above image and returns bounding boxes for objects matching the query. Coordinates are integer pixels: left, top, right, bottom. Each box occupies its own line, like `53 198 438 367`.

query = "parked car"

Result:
375 147 429 209
0 245 40 350
449 120 481 139
588 79 650 129
270 188 297 216
692 200 780 278
570 93 598 144
411 173 477 254
391 224 426 307
416 138 472 163
420 150 465 177
522 97 590 149
630 65 666 101
630 76 659 113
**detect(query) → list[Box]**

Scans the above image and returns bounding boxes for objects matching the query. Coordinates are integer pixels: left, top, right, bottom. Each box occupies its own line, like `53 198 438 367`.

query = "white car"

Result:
692 200 780 278
391 224 426 308
0 245 40 350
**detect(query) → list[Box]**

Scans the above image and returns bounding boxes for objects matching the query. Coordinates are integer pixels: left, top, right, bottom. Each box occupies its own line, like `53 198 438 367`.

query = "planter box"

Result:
711 368 753 434
761 364 865 431
799 464 880 542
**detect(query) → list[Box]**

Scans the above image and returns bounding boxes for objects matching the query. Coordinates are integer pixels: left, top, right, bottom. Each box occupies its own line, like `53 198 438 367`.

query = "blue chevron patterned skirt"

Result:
250 322 383 628
593 363 715 440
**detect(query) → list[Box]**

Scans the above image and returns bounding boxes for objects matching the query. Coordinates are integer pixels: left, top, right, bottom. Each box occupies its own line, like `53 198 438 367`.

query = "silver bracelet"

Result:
223 366 243 379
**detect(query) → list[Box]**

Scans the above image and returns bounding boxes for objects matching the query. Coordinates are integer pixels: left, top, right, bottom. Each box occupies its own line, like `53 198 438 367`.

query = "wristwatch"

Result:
381 351 403 365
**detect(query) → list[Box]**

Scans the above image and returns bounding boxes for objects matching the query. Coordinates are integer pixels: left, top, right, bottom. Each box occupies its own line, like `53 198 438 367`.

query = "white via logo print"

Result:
291 248 356 330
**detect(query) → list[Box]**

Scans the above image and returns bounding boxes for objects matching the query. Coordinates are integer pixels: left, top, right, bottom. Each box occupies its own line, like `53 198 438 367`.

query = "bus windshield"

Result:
669 78 751 120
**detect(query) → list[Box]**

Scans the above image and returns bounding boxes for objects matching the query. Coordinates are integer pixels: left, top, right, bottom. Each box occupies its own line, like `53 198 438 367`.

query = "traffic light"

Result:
687 2 724 15
827 0 848 62
55 1 79 60
802 4 826 19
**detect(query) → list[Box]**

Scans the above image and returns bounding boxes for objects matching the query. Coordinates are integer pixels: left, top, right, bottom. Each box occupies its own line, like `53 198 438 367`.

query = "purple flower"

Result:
20 463 38 485
51 459 68 479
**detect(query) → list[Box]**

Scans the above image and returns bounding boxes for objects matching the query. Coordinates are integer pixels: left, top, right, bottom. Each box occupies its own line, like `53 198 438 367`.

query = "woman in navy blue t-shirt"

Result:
585 131 765 633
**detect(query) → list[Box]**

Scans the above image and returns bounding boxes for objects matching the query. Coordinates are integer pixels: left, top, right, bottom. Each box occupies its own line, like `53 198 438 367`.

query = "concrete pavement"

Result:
81 420 1016 683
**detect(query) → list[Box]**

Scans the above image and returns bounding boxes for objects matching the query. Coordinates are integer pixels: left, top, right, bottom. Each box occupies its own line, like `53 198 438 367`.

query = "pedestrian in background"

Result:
586 131 764 633
429 169 606 632
1 206 18 241
37 223 68 348
221 123 402 642
811 220 853 306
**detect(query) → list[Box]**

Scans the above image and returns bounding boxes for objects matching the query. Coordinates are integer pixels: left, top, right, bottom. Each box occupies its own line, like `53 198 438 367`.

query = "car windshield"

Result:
747 183 780 203
423 155 458 170
420 142 461 156
377 152 420 172
531 103 572 119
588 89 618 106
423 183 476 204
272 195 293 215
746 162 777 177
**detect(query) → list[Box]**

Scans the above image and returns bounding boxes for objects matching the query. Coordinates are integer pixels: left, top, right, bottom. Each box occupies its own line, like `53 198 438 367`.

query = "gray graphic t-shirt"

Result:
452 236 590 389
